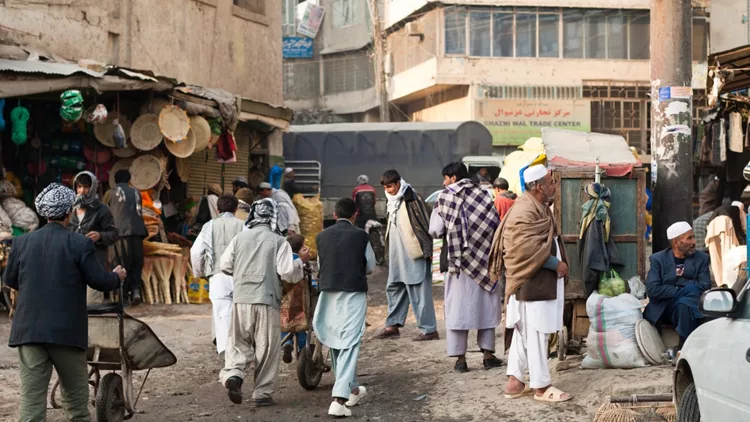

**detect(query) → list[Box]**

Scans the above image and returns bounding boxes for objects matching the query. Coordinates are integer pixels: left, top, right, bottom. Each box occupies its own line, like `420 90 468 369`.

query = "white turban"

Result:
667 221 692 240
523 165 548 184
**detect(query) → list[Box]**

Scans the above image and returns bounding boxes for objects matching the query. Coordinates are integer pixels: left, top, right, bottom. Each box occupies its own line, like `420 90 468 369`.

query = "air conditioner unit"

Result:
405 22 424 39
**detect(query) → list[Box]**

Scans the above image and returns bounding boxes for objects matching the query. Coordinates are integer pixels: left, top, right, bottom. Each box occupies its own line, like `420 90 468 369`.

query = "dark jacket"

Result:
643 248 711 324
316 220 370 292
5 223 121 350
68 202 118 265
106 183 147 238
401 187 432 259
578 219 624 297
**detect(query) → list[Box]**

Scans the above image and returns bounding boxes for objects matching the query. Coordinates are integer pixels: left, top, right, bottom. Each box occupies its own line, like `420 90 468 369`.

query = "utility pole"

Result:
369 0 390 122
650 0 693 252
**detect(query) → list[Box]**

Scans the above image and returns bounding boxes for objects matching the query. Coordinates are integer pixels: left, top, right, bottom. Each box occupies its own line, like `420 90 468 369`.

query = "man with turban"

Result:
644 222 710 353
5 183 126 421
219 198 308 407
489 164 571 403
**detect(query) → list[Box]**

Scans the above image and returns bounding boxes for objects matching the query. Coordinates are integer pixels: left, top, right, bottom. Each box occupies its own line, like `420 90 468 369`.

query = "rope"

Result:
10 104 29 145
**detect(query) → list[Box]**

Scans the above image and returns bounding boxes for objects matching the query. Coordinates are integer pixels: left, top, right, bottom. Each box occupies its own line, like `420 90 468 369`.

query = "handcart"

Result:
281 264 330 390
50 285 176 422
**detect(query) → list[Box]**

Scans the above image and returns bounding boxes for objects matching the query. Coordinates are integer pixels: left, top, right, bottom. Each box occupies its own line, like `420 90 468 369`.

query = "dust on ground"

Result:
0 267 672 422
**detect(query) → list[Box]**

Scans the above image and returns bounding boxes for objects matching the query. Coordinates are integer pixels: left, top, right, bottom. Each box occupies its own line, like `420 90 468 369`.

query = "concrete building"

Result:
0 0 288 192
283 0 711 156
710 0 749 53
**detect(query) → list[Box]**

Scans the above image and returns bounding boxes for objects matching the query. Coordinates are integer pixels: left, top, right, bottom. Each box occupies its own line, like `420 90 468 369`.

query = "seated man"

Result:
644 222 711 351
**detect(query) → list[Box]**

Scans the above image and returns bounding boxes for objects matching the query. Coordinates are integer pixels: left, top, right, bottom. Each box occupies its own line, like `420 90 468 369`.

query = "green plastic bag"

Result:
598 269 627 297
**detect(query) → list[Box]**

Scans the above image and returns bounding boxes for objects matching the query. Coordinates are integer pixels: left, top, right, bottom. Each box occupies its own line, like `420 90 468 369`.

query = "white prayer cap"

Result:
732 201 744 209
667 221 692 240
284 167 294 175
523 165 548 184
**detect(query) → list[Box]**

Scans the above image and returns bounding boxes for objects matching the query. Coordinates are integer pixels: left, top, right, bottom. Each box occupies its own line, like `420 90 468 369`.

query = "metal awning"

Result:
707 45 750 94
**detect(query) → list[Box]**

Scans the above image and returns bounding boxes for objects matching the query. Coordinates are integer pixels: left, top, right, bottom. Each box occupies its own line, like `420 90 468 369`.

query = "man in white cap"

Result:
643 221 710 353
489 164 571 403
283 167 318 198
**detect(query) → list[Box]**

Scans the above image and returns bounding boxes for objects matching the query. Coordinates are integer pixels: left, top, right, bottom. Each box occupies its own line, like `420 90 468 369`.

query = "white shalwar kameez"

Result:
505 238 565 389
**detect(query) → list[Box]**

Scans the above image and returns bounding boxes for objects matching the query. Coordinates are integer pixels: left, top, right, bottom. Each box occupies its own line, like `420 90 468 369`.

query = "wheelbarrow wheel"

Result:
96 373 126 422
297 345 323 390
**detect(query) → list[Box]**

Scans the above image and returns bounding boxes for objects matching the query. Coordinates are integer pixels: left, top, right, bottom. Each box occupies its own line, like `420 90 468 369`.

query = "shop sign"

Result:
297 3 325 39
283 37 314 59
475 99 591 146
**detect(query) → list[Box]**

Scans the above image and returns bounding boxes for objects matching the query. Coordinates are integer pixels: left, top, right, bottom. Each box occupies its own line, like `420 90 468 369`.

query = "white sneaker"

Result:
345 386 367 407
328 401 352 417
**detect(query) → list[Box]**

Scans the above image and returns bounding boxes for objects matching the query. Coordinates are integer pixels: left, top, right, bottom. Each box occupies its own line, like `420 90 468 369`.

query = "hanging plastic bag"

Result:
597 269 627 297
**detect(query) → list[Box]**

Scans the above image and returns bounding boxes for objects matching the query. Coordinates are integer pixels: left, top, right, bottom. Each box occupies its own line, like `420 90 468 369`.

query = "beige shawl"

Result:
489 193 559 300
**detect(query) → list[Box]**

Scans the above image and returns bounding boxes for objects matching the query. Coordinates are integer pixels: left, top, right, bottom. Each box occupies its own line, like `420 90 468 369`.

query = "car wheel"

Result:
677 382 701 422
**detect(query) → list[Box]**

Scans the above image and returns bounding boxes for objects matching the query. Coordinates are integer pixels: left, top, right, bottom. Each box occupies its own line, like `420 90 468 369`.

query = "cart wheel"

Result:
297 346 323 390
96 373 126 422
558 326 568 361
50 379 62 409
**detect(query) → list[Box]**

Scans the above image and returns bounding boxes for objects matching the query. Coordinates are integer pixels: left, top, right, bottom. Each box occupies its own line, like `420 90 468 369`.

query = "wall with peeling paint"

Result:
0 0 283 106
710 0 749 53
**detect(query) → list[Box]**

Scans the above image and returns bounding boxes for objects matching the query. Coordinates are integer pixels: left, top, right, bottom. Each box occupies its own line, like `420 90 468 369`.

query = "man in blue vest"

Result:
315 198 376 417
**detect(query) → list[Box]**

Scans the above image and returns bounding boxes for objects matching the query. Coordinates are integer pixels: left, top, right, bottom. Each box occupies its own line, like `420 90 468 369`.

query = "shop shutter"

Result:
187 126 250 198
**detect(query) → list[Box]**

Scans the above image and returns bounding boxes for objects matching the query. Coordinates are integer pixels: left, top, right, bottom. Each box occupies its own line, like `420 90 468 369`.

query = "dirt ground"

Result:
0 266 673 422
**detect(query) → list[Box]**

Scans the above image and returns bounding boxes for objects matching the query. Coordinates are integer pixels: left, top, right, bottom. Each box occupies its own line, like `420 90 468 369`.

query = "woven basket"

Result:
83 144 112 164
164 129 196 158
112 143 137 158
130 114 163 151
109 158 134 189
94 112 131 148
190 115 211 152
130 155 163 190
159 105 190 142
596 409 639 422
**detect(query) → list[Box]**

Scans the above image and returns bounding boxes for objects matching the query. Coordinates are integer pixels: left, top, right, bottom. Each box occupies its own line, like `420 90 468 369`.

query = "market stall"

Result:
0 53 291 312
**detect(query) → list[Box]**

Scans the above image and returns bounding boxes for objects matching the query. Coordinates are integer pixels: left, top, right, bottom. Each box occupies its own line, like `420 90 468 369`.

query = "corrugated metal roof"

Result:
288 121 480 133
0 59 103 77
707 44 750 94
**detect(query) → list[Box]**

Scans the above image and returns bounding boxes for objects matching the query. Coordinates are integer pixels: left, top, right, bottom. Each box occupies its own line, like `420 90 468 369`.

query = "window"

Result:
283 0 302 37
233 0 265 15
585 10 607 59
607 13 627 59
629 12 650 60
445 8 467 55
492 11 513 57
332 0 358 28
693 17 708 62
470 10 491 56
563 10 584 58
516 12 537 57
539 13 559 58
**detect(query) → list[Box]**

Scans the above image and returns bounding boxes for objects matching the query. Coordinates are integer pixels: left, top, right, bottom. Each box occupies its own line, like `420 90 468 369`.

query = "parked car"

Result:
673 285 750 421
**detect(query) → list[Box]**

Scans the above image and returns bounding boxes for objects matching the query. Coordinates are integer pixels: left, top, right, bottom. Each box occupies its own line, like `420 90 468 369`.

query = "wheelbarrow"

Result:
281 264 330 391
50 286 176 422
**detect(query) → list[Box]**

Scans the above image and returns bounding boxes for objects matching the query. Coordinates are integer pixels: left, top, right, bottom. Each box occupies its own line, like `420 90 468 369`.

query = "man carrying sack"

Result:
489 165 572 403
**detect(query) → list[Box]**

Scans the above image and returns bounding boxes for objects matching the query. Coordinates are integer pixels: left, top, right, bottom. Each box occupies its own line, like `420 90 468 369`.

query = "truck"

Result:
282 121 500 222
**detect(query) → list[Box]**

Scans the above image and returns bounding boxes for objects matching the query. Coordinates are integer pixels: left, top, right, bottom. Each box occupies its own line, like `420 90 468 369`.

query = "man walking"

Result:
191 194 246 356
315 198 376 417
492 177 516 220
107 169 148 306
6 183 126 421
489 165 571 403
219 198 307 406
352 175 377 229
430 163 504 372
374 170 438 341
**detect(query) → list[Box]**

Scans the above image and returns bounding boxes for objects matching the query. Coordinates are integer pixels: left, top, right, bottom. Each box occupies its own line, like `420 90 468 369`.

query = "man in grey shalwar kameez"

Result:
374 170 438 341
430 163 504 372
314 198 376 417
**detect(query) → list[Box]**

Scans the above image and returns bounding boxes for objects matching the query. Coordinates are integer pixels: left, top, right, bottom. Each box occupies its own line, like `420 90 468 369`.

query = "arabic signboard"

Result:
475 99 591 146
297 3 325 39
283 37 314 58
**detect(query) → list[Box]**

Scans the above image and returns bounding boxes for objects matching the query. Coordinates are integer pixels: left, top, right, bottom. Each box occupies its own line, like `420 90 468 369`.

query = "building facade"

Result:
283 0 711 156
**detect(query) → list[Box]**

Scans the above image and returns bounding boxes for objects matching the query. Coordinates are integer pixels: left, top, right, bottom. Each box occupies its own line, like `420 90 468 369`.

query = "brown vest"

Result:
515 236 567 302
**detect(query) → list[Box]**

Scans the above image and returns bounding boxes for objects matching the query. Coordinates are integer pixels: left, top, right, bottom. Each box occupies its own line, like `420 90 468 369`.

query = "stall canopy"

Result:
0 47 292 130
542 128 641 176
707 45 750 95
